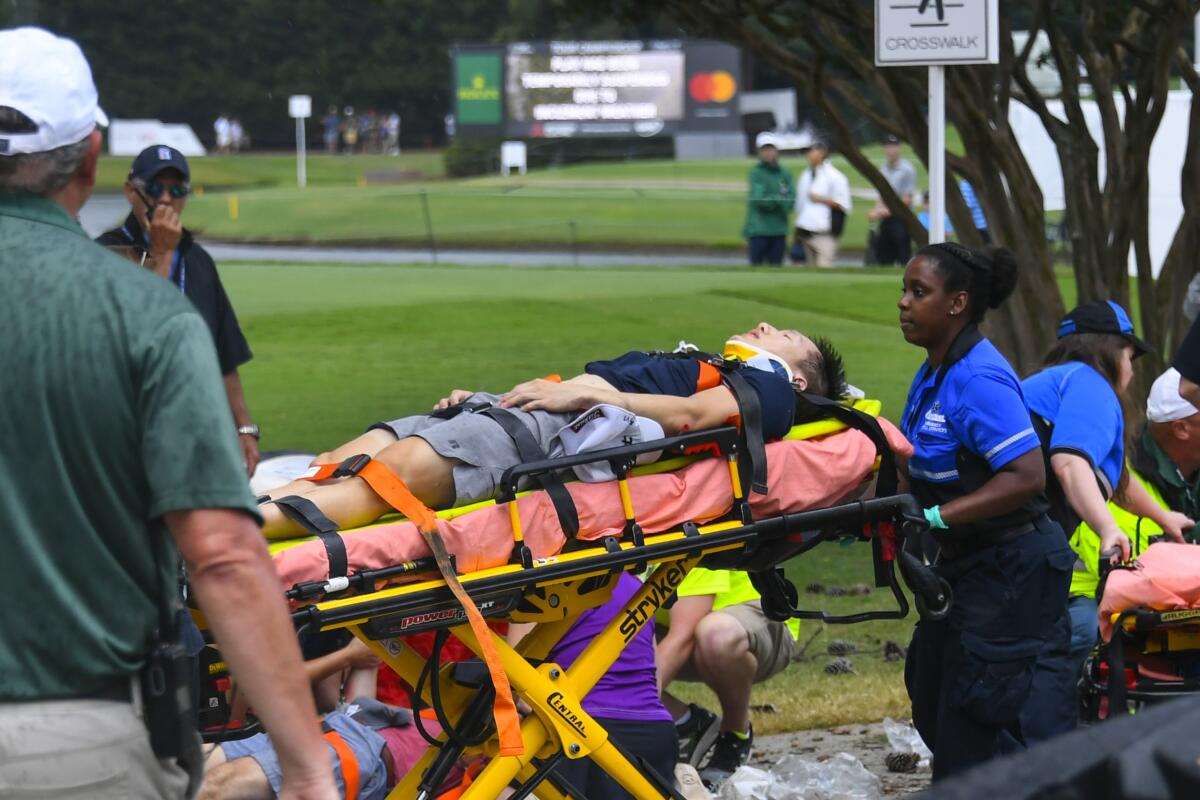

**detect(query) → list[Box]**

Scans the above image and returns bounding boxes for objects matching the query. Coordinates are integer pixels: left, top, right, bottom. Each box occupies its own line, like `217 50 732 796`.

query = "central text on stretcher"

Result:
619 562 688 643
547 691 587 736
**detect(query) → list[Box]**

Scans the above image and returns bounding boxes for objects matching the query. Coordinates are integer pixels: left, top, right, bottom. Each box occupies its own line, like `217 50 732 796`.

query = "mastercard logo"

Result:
689 70 737 103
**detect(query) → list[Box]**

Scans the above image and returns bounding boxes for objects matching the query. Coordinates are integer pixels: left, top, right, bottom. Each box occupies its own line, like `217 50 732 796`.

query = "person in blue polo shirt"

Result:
1022 302 1194 726
898 242 1073 781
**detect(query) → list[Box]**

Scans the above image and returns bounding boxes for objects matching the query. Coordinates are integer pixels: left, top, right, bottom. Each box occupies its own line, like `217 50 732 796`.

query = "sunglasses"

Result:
136 179 190 199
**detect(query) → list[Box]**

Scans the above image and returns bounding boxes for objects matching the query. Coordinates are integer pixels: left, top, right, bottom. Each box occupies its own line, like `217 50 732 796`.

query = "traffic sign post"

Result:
876 0 998 244
288 95 312 188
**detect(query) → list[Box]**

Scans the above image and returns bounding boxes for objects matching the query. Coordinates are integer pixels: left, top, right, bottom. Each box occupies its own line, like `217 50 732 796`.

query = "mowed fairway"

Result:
224 259 926 732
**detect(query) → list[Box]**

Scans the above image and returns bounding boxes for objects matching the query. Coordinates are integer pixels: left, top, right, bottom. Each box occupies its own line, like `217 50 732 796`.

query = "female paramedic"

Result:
1022 302 1194 698
897 242 1074 780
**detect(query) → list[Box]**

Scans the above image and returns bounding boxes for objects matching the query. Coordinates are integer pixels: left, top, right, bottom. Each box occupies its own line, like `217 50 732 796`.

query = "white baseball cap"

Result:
755 131 780 150
549 404 665 483
0 27 108 156
1147 368 1200 423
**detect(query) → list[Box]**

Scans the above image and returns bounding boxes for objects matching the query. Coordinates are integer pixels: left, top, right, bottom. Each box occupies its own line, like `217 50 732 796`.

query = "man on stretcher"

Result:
261 322 846 538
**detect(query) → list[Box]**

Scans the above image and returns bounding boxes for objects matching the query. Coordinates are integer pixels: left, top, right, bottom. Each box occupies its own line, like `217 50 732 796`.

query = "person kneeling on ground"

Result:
260 322 847 538
656 566 807 790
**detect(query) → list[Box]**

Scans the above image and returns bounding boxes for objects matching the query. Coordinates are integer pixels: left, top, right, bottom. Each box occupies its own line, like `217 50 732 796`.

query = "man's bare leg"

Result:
691 612 755 734
197 754 273 800
261 436 457 537
262 428 399 501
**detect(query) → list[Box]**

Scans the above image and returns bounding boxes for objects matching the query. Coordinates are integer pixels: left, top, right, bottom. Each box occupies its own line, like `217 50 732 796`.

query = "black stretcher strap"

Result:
273 495 349 579
477 406 580 539
722 369 769 495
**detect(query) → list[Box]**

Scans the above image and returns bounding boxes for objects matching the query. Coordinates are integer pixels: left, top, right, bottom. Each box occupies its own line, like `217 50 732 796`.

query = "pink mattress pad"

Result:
1099 543 1200 641
273 420 913 594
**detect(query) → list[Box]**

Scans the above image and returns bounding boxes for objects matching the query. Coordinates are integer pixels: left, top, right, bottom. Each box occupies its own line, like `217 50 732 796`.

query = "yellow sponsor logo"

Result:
458 73 499 101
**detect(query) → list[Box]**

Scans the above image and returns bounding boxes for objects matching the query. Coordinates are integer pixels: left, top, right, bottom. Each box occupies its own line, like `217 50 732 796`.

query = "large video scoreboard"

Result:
452 40 741 138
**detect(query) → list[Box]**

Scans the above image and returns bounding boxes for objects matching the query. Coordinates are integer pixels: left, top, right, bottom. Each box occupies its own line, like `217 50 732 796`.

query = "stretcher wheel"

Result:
914 579 952 622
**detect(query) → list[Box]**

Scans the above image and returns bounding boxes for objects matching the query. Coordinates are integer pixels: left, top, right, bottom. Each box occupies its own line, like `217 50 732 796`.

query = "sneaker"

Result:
675 703 722 767
699 725 753 790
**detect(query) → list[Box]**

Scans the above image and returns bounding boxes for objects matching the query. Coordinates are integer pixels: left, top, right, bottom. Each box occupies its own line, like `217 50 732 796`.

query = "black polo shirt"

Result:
97 212 252 375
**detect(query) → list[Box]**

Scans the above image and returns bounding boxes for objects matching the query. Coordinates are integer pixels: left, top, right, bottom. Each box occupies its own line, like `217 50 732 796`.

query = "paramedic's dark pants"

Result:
905 517 1073 780
748 235 785 265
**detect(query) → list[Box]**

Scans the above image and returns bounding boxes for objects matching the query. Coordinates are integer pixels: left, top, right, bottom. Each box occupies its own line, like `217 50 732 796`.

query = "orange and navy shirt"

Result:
584 351 795 439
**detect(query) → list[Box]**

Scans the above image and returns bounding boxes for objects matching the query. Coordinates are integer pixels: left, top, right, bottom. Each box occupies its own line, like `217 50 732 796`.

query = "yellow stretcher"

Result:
206 411 950 799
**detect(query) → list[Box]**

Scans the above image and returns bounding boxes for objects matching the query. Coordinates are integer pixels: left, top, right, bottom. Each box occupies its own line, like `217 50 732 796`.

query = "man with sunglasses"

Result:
97 145 260 475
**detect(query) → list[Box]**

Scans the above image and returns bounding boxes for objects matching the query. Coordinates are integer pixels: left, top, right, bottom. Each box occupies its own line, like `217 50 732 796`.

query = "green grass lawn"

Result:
96 151 446 192
226 259 928 730
108 138 958 252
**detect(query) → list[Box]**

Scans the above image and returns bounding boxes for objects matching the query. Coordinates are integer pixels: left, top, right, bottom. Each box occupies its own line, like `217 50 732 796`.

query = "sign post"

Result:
288 95 312 188
876 0 998 245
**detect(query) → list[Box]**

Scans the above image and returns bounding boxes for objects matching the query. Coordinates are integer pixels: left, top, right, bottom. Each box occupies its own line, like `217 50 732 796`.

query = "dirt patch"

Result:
362 168 428 184
749 721 929 797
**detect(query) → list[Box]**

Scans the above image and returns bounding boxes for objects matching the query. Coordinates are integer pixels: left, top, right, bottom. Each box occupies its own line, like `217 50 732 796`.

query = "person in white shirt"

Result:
792 140 852 267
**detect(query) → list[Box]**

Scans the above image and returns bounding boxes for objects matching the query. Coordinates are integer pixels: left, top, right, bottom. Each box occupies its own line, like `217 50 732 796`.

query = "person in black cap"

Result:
1020 301 1193 742
97 144 261 475
867 133 916 266
1174 315 1200 408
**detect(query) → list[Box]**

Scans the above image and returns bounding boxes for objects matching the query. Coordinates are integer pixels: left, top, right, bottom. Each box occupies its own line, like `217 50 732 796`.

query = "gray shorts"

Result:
220 711 389 800
374 393 574 506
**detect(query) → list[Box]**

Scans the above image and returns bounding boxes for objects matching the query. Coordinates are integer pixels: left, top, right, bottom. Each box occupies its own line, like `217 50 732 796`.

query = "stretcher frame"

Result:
1082 555 1200 721
273 423 942 800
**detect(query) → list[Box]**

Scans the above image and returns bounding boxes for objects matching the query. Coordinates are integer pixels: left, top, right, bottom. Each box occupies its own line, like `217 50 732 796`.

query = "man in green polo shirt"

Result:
0 27 335 799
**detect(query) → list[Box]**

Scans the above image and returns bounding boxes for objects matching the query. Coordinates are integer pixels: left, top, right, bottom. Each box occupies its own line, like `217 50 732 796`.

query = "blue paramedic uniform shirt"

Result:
901 327 1043 535
584 351 795 440
1022 362 1124 497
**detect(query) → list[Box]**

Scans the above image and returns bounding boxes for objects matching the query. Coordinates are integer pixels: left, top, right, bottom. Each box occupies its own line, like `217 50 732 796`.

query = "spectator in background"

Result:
1175 314 1200 407
917 190 954 237
229 118 244 153
342 106 358 153
793 139 851 267
96 145 262 475
214 113 231 154
323 106 340 154
385 110 401 156
444 112 457 140
742 131 795 266
960 179 989 243
867 133 916 265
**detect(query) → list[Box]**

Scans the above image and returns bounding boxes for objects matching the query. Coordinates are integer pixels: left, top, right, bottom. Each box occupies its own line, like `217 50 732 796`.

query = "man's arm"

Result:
168 507 336 799
223 370 259 476
499 379 740 435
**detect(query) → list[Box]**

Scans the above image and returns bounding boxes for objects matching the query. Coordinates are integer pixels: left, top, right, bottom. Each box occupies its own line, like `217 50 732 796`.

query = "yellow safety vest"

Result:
1068 469 1166 598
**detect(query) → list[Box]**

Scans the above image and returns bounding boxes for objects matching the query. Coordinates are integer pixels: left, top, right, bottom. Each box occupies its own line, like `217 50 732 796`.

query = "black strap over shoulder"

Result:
475 407 581 539
273 495 349 579
721 369 769 495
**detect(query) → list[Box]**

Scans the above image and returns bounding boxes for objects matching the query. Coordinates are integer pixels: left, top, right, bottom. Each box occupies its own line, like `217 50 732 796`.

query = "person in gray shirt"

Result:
867 134 917 265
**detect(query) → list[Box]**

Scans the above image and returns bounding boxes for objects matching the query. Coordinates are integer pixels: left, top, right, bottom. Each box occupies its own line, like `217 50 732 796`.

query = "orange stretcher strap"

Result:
352 459 524 756
324 729 360 800
436 760 483 800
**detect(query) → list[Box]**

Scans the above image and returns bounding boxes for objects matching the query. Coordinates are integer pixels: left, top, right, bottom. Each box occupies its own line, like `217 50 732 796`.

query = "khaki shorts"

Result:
719 601 796 682
676 599 796 681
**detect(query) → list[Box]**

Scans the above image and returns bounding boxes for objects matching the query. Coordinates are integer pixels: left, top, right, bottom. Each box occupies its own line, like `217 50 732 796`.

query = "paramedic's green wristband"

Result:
924 505 948 530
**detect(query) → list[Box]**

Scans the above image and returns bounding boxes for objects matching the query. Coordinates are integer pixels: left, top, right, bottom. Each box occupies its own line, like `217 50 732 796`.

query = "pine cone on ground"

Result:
826 640 858 656
805 582 825 594
824 657 856 675
886 752 920 773
883 640 907 662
